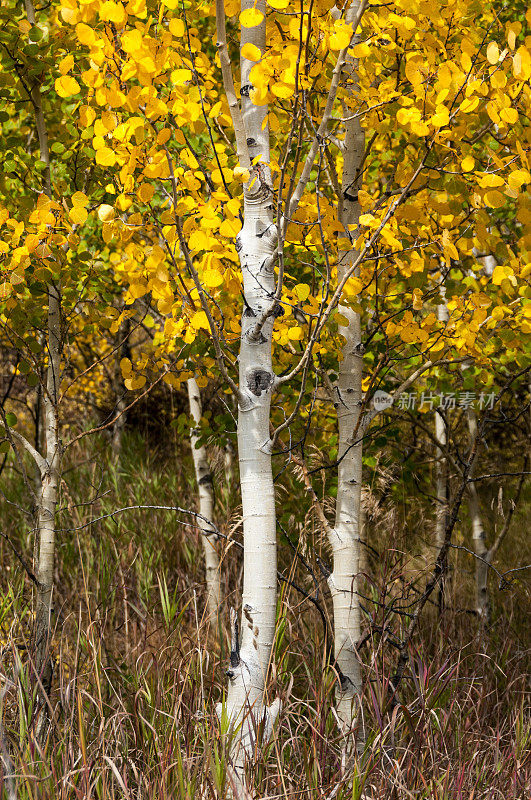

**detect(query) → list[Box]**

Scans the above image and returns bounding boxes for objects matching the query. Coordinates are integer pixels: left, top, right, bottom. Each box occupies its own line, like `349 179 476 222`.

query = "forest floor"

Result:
0 431 529 799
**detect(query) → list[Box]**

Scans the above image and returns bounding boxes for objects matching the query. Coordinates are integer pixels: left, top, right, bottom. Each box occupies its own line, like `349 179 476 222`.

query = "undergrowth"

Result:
0 431 529 799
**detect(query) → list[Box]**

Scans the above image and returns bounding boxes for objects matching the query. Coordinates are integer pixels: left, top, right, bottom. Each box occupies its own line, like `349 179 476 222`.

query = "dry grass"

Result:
0 431 529 799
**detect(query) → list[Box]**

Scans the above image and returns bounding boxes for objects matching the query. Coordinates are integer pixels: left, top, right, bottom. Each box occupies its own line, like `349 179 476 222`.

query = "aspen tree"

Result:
187 377 221 619
111 317 132 462
434 301 449 610
329 0 365 742
215 0 281 770
24 0 61 696
466 409 489 623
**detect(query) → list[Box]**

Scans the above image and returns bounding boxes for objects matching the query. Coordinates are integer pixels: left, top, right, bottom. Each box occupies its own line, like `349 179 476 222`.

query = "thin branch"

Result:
0 529 40 587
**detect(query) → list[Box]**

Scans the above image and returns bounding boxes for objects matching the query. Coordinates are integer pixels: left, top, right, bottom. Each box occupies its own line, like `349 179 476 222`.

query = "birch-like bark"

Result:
434 302 449 612
111 316 131 462
434 408 448 552
24 0 61 693
35 286 60 693
217 0 280 772
466 409 489 622
329 0 365 739
187 378 221 619
434 301 449 551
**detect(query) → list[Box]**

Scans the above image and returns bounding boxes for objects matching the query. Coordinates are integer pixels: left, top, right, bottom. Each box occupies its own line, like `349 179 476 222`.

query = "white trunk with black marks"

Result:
220 0 280 771
434 408 447 552
187 378 221 619
35 286 60 690
434 301 449 553
329 0 365 738
466 409 489 622
25 0 61 689
111 317 131 462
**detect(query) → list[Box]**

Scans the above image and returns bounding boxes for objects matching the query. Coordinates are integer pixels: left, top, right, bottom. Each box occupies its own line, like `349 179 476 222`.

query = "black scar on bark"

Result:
247 137 258 148
198 474 213 486
247 369 272 396
235 235 242 252
339 672 354 693
241 84 252 97
344 189 359 202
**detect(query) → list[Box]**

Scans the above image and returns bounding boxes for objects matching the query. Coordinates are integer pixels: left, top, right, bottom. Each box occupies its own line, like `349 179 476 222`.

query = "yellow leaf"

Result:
76 23 95 46
98 204 115 222
508 169 530 190
59 55 74 75
294 283 310 301
335 312 350 327
491 265 507 285
233 166 250 182
240 8 265 27
220 218 241 237
478 174 504 188
329 24 352 51
271 82 293 99
138 183 154 202
171 68 192 85
268 0 288 9
121 29 143 53
486 42 500 64
68 206 88 225
499 107 518 124
191 310 209 329
343 277 363 296
459 96 479 113
430 107 450 127
483 190 505 208
72 191 89 207
212 167 233 184
351 42 370 58
412 288 423 310
55 75 80 98
491 71 507 89
461 156 475 172
204 269 224 288
95 148 116 167
169 18 185 37
241 43 262 61
288 326 303 340
99 1 126 25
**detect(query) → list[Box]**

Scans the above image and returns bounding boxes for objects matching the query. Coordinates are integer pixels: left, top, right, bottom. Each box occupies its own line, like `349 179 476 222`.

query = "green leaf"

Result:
5 412 17 427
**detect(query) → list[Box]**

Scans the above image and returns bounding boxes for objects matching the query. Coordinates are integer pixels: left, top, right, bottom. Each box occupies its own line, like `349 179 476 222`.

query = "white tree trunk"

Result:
466 409 489 622
219 0 280 773
35 286 61 692
24 0 61 693
434 301 449 552
328 0 365 739
187 378 221 619
434 408 448 552
111 316 131 462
